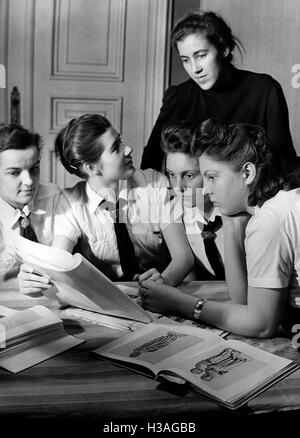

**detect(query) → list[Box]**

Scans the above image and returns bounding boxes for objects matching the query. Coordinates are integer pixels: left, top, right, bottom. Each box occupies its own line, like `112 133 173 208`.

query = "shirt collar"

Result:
85 182 117 214
208 207 221 223
0 188 48 230
0 197 20 229
85 179 133 214
184 205 221 225
0 197 33 229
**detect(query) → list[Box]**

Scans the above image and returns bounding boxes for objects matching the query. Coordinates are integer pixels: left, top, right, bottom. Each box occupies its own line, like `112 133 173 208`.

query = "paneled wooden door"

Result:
6 0 169 186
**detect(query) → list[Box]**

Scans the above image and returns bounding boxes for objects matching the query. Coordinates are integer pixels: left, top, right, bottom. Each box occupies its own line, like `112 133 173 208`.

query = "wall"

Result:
2 0 169 185
0 0 8 122
169 0 200 85
199 0 300 156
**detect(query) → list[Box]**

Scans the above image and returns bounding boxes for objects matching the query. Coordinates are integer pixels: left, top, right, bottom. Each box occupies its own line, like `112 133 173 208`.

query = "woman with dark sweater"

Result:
141 10 296 171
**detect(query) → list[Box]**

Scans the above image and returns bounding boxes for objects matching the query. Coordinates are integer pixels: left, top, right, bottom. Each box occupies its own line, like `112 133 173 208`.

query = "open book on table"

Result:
93 322 299 410
0 304 83 372
11 234 152 326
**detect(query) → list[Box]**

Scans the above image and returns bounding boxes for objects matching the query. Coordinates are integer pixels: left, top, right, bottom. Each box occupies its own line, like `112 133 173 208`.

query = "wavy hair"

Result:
193 119 288 207
171 10 244 63
0 124 42 154
161 120 197 156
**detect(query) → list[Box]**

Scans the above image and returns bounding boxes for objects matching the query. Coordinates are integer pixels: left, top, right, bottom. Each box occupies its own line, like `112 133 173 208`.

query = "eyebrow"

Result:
6 159 40 170
166 168 199 174
180 49 208 58
110 135 121 151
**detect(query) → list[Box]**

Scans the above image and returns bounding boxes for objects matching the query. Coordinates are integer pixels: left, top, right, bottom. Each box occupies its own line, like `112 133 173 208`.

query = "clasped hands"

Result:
17 264 166 298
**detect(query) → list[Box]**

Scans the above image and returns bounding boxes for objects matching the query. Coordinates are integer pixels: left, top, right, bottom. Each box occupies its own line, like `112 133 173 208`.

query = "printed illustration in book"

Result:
94 323 299 409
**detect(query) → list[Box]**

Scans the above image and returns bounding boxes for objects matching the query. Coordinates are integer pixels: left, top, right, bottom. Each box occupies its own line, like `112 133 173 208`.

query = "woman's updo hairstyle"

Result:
194 118 286 207
171 10 243 63
55 114 111 178
161 120 197 156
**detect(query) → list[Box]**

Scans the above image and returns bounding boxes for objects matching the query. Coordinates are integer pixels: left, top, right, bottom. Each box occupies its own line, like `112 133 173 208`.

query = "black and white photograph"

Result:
0 0 300 434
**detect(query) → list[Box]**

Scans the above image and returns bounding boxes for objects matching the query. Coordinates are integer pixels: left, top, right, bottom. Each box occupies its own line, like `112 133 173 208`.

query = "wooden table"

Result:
0 279 299 433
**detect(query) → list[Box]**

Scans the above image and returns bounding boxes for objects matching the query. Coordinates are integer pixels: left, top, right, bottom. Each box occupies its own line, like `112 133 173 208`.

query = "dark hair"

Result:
55 114 111 178
0 124 42 154
161 121 198 157
171 10 244 63
194 118 287 207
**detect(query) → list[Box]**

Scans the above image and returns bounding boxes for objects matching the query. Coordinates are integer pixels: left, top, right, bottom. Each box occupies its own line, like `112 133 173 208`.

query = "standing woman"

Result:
141 10 296 171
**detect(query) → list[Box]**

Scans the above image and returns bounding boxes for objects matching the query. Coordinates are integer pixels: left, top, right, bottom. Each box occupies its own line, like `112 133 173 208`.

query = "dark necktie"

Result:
199 216 225 280
102 199 140 280
19 213 38 242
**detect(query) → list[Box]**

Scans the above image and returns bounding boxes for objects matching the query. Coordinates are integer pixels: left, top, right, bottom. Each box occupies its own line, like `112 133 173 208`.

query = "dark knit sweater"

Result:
141 66 296 170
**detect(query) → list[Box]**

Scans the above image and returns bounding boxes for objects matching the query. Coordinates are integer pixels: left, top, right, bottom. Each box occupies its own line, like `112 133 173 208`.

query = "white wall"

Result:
200 0 300 156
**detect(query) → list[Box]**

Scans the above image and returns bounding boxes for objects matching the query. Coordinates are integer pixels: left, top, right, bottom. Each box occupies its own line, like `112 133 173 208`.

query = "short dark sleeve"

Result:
140 86 180 171
266 79 297 166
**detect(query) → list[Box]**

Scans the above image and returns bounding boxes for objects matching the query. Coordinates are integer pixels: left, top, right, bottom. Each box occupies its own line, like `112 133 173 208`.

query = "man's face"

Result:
0 146 40 209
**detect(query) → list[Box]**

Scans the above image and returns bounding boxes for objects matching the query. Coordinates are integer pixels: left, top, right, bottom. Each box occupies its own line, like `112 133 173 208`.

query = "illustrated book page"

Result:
94 322 298 408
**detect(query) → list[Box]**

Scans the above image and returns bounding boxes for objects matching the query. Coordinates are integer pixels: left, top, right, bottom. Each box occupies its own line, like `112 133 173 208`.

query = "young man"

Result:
0 124 61 279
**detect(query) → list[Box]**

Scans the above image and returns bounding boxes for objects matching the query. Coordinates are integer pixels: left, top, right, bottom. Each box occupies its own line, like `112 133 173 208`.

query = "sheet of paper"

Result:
0 305 18 317
0 331 83 373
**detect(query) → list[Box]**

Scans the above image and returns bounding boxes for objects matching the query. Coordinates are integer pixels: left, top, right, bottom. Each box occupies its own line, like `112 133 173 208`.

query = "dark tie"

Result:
19 213 38 242
102 199 140 280
199 216 225 280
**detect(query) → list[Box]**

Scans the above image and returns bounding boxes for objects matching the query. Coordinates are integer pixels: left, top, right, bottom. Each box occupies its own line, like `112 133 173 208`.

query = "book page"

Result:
0 305 61 347
163 339 295 404
9 231 80 271
12 235 151 324
0 305 18 317
0 327 83 373
94 322 222 376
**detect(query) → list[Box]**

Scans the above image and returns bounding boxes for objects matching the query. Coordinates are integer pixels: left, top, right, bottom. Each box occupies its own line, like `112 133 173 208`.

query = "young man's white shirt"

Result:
0 183 61 278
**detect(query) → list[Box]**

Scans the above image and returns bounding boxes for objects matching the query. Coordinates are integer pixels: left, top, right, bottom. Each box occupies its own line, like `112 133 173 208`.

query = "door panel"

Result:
200 0 300 156
32 0 168 186
4 0 169 186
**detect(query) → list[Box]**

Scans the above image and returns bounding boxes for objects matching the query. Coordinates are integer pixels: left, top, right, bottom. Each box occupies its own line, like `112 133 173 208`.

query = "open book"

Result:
10 234 227 335
0 305 83 372
11 234 152 325
94 322 299 410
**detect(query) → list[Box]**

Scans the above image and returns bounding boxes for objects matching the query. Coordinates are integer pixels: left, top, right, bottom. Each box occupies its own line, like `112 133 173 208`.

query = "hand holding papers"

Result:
12 234 152 324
